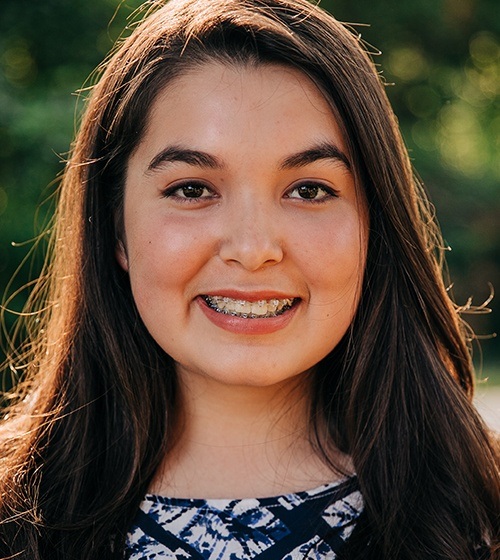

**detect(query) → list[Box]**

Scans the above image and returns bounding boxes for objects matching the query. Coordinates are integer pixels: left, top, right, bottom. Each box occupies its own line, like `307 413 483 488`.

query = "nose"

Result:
218 198 284 271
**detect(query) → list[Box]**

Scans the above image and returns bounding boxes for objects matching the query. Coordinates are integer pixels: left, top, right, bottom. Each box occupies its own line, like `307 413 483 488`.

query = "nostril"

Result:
218 234 284 271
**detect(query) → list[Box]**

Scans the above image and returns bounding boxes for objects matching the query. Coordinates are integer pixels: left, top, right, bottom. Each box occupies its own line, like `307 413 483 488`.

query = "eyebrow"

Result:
145 142 351 174
146 146 224 173
279 142 351 171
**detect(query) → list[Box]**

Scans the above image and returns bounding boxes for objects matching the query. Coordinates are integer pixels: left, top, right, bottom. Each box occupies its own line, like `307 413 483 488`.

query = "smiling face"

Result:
118 61 368 388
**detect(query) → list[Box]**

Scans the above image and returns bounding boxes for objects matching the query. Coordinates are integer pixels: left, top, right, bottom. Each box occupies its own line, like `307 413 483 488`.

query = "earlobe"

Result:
115 239 129 272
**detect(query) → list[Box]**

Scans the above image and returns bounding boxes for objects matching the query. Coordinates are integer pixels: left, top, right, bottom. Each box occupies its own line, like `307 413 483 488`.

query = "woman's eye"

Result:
286 183 337 201
162 182 215 200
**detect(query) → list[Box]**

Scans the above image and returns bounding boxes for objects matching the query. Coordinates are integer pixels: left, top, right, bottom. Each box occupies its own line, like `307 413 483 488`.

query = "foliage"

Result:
326 0 500 371
1 0 499 369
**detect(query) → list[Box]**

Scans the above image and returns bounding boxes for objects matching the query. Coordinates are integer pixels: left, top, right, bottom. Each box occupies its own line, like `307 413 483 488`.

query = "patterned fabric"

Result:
125 476 363 559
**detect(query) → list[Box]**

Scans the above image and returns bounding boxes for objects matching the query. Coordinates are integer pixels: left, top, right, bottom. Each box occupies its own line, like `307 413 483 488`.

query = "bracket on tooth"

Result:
204 296 295 318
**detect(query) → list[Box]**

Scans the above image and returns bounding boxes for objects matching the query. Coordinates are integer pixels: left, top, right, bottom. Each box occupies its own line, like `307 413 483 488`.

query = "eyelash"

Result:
161 180 339 203
161 181 217 201
285 182 338 202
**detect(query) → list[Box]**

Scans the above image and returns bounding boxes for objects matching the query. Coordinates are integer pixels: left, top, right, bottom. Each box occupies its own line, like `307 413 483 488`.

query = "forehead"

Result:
131 61 351 172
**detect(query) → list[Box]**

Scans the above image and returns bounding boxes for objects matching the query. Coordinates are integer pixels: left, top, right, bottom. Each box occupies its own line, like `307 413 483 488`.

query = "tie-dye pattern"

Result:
125 477 363 559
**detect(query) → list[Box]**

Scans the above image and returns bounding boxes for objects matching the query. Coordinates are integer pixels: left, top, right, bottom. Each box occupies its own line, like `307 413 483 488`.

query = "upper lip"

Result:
200 290 300 302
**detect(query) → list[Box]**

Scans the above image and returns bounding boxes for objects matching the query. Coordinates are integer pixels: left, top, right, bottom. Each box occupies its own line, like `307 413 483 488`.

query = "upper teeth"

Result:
205 296 295 318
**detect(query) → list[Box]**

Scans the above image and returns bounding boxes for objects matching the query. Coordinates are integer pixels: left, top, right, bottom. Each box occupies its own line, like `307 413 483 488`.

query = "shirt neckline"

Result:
142 474 358 508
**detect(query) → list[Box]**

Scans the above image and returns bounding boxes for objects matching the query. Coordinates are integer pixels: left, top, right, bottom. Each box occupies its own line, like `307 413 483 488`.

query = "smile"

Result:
203 295 296 319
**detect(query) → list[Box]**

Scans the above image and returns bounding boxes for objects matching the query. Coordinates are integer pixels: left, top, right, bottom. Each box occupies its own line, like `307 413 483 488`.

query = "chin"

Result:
176 360 312 390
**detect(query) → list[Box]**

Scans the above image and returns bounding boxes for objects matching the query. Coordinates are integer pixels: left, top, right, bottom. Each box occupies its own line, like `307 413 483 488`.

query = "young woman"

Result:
0 0 498 558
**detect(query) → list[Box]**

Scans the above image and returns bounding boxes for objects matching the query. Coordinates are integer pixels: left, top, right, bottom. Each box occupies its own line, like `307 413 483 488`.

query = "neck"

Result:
150 370 352 499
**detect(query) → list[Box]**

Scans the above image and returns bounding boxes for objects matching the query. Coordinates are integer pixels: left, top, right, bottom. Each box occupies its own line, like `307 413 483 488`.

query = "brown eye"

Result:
286 182 337 201
162 181 215 200
296 185 320 199
180 184 205 198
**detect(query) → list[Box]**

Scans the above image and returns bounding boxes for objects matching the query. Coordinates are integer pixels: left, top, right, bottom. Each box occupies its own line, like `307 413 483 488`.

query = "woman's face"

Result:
118 62 368 388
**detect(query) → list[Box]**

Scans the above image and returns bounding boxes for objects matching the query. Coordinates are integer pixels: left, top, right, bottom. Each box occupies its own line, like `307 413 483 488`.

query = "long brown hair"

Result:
1 0 498 558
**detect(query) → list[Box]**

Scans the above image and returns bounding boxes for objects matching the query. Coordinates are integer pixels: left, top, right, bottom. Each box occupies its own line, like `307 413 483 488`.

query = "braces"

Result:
204 296 295 319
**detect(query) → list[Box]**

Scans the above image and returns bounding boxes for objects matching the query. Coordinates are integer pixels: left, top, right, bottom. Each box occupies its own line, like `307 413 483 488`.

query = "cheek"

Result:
127 209 208 268
125 217 207 304
126 213 214 315
293 212 366 292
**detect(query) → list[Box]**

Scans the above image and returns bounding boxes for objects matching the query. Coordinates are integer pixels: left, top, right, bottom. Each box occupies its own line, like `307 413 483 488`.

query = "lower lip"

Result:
196 297 300 335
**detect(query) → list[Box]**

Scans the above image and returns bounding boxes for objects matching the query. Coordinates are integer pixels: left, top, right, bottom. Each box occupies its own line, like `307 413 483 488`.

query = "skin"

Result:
118 62 368 497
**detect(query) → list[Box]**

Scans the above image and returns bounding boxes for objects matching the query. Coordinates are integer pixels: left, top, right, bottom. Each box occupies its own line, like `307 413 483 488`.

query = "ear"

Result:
115 239 129 272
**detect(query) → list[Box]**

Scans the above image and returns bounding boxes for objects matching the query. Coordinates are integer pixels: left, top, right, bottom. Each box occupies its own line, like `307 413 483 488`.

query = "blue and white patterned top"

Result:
125 476 363 559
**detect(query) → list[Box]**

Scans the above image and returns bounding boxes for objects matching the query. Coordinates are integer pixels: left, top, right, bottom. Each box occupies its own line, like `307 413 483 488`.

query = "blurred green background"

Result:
1 0 499 380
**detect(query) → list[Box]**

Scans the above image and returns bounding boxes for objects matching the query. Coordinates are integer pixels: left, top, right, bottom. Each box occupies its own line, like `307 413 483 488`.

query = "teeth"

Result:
251 302 267 316
204 296 295 318
238 300 252 315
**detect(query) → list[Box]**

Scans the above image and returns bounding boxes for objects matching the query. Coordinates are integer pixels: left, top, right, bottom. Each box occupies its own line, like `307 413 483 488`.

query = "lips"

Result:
197 293 300 335
203 295 295 318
